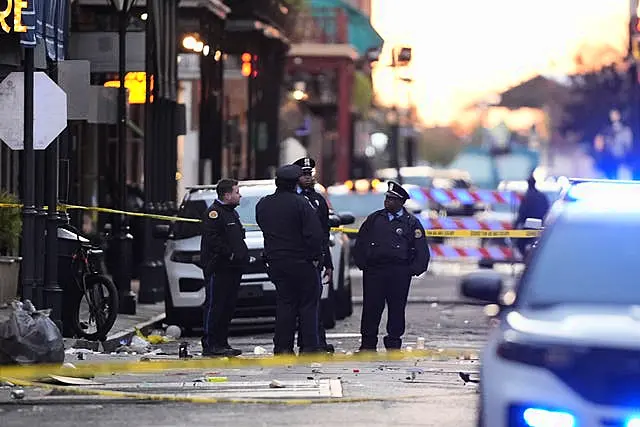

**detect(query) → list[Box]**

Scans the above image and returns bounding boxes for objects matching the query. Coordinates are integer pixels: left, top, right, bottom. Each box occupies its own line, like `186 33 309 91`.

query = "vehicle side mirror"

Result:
153 224 171 239
460 271 503 304
339 212 355 226
328 214 341 228
524 218 543 230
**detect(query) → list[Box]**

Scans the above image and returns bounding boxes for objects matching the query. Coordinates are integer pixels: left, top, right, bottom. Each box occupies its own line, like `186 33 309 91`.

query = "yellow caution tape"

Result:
0 348 476 380
425 229 539 238
0 202 541 237
3 376 450 405
332 227 540 238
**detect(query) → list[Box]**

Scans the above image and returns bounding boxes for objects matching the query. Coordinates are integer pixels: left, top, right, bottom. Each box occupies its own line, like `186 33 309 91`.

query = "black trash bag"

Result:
0 301 65 365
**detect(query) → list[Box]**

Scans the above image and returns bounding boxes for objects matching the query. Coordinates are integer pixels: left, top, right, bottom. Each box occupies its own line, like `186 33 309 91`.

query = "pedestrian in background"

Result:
293 156 335 353
353 181 430 352
256 165 325 355
514 175 549 257
200 178 248 357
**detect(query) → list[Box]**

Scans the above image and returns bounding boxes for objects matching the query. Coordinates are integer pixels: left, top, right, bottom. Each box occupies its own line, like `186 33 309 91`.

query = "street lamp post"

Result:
109 0 136 314
387 107 402 184
388 46 412 183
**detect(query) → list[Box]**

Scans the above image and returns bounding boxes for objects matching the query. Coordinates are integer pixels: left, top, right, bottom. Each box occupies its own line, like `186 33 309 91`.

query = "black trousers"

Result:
268 259 320 354
297 267 328 350
201 268 242 350
360 264 411 350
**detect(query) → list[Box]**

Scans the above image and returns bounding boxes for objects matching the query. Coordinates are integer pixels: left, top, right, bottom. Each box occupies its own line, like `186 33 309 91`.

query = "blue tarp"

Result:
19 0 66 60
309 0 384 56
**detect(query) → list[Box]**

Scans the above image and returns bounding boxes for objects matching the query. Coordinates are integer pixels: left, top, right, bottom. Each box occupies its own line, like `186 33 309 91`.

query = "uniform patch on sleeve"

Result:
414 229 423 238
209 210 218 219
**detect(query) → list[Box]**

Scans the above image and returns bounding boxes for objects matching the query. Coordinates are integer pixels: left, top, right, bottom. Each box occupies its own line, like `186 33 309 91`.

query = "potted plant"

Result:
0 191 22 305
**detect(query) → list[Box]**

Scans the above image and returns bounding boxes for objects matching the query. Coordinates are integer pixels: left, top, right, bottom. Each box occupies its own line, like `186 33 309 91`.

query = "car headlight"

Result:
170 251 200 264
497 335 578 370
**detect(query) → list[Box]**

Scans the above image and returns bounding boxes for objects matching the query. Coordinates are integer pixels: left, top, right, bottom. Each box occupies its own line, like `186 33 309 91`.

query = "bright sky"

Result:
371 0 629 126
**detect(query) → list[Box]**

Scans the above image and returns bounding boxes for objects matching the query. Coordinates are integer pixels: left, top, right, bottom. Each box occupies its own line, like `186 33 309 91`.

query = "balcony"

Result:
225 0 295 33
289 7 348 45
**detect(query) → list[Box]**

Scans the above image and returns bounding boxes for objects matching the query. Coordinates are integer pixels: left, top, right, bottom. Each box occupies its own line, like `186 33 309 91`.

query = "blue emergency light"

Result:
522 407 575 427
565 181 640 203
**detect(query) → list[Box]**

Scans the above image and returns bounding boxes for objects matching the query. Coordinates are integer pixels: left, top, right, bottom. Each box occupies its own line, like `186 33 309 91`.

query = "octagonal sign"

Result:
0 72 68 150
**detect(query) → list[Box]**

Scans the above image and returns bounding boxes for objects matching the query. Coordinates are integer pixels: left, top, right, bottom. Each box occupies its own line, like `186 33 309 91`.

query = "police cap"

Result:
386 180 410 200
276 164 303 181
293 157 316 172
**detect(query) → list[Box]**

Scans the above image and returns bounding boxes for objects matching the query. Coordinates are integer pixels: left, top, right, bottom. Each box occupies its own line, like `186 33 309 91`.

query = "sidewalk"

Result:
102 280 166 351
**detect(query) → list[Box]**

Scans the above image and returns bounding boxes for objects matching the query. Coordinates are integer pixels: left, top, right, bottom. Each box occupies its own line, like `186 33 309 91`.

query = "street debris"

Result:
40 375 103 386
10 389 25 400
0 300 64 365
416 337 425 349
134 327 172 345
165 325 182 339
253 346 267 355
194 376 228 383
179 342 191 359
129 335 151 352
458 372 480 384
269 379 285 389
405 368 424 381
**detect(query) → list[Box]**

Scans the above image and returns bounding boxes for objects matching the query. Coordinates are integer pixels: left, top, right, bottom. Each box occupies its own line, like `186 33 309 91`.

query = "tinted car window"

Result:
173 200 207 239
519 218 640 306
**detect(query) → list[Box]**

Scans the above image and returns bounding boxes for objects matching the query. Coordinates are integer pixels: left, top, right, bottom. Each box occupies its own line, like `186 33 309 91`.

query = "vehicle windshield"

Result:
519 218 640 306
328 192 384 218
172 194 263 239
235 195 262 229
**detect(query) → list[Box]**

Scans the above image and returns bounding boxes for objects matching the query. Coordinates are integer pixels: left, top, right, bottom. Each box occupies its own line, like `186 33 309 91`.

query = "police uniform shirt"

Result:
200 199 249 277
353 207 430 276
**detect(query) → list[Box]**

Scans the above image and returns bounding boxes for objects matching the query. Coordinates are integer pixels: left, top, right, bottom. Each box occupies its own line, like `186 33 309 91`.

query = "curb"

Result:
352 296 485 306
102 312 166 353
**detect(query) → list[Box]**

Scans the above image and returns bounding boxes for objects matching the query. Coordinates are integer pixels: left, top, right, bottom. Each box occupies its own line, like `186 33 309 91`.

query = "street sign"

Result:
0 71 68 150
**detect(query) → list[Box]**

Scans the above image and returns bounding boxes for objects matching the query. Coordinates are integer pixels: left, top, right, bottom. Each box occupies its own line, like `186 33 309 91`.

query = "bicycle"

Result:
64 224 119 341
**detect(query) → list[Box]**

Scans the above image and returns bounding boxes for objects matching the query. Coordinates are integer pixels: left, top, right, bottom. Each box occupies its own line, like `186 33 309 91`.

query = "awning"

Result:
20 0 67 60
309 0 383 56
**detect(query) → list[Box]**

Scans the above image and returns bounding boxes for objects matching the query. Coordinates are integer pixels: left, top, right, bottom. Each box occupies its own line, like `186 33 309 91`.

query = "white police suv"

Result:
158 180 355 332
462 180 640 427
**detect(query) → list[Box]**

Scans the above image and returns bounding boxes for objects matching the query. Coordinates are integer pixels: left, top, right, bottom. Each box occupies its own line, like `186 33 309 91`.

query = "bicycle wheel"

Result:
71 274 119 341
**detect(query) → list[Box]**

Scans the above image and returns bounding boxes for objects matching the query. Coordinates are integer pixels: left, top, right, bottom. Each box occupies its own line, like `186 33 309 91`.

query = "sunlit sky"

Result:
371 0 629 126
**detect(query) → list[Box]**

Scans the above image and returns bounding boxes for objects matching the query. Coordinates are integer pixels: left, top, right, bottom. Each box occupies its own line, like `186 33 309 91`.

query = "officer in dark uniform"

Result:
514 175 550 257
255 165 325 354
353 181 430 351
200 178 249 357
293 156 335 353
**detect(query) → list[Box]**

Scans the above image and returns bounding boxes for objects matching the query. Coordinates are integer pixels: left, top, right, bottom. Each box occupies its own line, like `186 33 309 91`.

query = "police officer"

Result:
293 157 335 353
255 165 325 354
200 178 249 357
514 175 550 257
353 181 430 351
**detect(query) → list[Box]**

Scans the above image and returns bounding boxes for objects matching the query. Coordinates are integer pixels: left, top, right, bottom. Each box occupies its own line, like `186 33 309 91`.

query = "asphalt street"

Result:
0 262 516 426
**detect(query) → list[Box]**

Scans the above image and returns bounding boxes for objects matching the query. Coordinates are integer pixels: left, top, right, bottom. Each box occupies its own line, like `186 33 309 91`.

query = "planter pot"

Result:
0 256 21 305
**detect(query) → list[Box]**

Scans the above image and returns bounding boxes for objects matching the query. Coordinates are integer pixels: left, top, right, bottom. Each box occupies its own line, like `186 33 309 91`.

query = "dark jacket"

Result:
353 208 430 276
300 188 334 269
515 188 550 228
200 200 249 276
256 188 324 263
